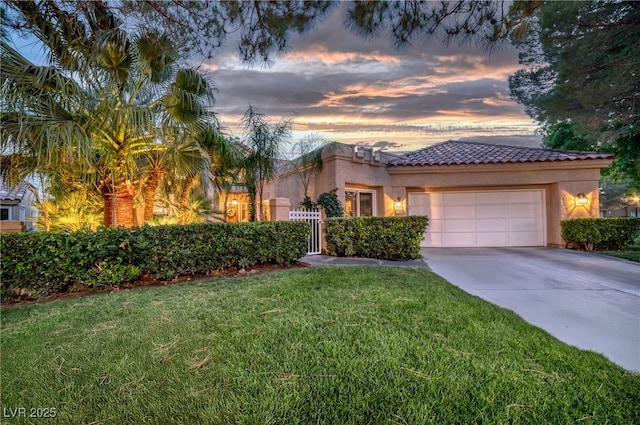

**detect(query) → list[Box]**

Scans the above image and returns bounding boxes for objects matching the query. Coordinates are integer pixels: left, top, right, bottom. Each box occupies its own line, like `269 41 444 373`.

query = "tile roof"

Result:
0 178 28 202
388 140 615 167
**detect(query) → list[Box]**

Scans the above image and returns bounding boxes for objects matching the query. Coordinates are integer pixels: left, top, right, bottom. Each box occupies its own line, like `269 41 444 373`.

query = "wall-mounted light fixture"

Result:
575 193 588 206
227 198 239 218
394 197 406 216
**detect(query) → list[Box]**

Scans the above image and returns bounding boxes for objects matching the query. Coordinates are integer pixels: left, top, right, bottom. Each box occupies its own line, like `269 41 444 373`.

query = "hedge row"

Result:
324 216 429 259
0 221 310 300
561 217 640 251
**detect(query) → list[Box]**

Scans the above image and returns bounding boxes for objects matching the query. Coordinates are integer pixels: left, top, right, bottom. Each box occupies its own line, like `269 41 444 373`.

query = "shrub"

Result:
0 228 139 298
316 189 344 218
561 217 640 251
298 196 316 210
130 222 310 280
0 221 310 300
324 216 429 259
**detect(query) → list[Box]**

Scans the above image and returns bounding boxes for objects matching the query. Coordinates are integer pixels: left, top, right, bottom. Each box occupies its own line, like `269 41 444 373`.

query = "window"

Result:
345 188 376 217
0 208 9 221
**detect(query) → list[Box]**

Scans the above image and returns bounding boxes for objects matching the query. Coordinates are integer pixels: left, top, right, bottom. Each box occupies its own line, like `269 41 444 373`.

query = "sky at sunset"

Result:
7 3 542 154
195 3 541 153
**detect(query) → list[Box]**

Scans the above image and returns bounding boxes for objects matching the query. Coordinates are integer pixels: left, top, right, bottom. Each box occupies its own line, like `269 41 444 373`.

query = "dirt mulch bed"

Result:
1 262 310 309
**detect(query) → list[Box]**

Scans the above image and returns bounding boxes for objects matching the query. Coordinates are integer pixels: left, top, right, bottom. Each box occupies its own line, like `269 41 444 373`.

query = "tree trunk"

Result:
177 176 196 225
103 183 136 227
143 171 162 222
178 176 196 212
247 184 257 222
40 199 51 231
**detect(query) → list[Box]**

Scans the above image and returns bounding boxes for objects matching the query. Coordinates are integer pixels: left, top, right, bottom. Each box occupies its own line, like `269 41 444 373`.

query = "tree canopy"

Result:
3 1 542 64
1 0 218 227
509 1 640 191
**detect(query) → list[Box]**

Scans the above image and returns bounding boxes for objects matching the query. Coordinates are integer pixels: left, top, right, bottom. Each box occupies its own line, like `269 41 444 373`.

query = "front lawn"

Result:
1 266 638 424
598 249 640 262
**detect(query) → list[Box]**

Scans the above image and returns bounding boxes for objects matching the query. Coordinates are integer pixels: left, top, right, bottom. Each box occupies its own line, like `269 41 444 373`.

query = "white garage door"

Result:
409 190 545 247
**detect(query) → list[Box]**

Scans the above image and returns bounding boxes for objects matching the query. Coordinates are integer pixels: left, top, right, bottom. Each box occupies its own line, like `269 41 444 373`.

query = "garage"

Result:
408 189 545 247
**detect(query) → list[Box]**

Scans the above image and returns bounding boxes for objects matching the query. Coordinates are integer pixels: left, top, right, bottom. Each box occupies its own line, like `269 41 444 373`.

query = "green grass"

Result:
598 249 640 262
1 266 638 424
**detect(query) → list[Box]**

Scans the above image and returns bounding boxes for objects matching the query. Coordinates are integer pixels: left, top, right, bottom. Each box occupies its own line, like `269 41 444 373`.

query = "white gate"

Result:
289 209 322 255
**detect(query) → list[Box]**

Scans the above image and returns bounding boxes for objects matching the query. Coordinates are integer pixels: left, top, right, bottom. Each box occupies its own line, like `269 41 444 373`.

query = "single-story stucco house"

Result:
0 178 36 233
262 140 614 248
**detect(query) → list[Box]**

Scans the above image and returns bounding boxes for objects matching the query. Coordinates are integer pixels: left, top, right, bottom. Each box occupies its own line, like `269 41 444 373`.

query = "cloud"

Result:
196 2 535 151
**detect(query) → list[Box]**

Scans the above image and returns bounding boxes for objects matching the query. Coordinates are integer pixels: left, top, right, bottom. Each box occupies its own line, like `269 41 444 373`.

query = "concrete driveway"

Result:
422 247 640 373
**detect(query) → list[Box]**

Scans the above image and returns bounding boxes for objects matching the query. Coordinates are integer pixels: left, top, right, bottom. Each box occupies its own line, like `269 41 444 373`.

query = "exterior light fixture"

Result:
227 198 238 219
575 193 588 206
394 197 406 216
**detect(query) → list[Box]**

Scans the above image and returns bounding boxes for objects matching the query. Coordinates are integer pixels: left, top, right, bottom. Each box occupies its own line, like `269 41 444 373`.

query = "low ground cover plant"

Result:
325 215 429 259
0 221 309 300
1 266 637 424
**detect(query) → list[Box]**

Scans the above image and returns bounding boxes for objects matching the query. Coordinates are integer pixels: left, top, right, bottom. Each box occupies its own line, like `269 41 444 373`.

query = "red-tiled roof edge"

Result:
388 140 615 167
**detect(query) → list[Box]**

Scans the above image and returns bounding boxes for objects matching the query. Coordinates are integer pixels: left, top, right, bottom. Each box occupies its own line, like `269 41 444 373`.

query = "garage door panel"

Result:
509 231 543 246
428 206 443 219
508 203 539 217
477 232 507 246
443 219 475 232
428 193 443 206
443 232 475 245
508 218 541 232
476 218 506 231
444 193 473 205
423 232 442 245
476 204 506 218
477 192 507 204
429 219 443 232
444 206 474 219
410 190 544 247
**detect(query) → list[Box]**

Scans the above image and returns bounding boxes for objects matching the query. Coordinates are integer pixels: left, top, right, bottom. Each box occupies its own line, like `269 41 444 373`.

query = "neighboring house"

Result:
263 140 614 248
0 178 37 232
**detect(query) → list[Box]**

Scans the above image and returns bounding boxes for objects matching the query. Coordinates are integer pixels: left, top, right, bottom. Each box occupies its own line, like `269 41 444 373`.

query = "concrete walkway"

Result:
301 249 640 373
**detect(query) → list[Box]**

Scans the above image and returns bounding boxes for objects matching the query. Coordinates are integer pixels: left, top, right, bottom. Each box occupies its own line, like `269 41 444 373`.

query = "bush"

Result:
561 217 640 251
324 216 429 259
316 189 344 218
0 221 310 300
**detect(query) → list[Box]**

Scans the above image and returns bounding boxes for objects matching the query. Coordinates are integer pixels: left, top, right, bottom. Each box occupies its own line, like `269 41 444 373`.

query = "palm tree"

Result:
138 133 215 223
241 105 292 221
191 130 246 222
1 2 214 228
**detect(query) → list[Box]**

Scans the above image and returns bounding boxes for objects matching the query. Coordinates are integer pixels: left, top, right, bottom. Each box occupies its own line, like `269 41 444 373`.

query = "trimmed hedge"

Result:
324 216 429 259
561 217 640 251
0 221 309 300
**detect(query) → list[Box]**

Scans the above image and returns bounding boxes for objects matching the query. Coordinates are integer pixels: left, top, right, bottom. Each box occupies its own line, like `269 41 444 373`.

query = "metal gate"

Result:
289 209 322 255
